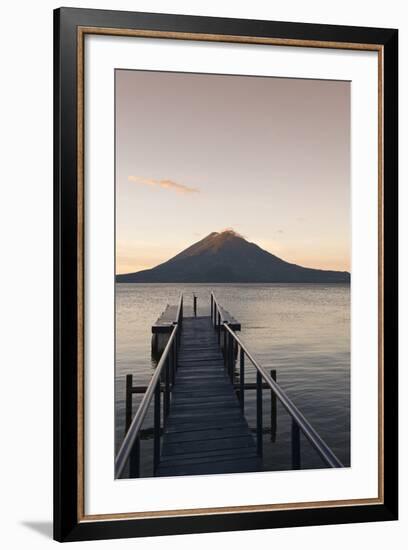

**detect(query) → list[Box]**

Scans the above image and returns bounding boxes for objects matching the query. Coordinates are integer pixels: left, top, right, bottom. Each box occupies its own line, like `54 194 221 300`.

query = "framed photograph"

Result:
54 7 398 542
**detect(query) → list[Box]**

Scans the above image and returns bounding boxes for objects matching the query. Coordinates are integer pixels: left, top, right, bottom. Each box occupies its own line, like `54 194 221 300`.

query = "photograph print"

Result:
114 69 350 479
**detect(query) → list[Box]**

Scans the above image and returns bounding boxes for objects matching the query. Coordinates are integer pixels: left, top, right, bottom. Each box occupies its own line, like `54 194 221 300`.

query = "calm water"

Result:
115 283 350 476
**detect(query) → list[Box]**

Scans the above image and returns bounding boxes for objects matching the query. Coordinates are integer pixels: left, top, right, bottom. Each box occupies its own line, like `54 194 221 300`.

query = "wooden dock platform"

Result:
115 292 344 480
156 316 260 477
152 304 180 333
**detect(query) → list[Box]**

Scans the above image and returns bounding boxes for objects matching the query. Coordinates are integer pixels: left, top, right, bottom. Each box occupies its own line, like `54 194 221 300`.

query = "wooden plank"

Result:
159 447 258 465
172 389 234 399
163 425 254 443
168 412 245 424
173 396 238 407
172 395 233 403
164 418 249 434
161 435 256 457
170 403 240 414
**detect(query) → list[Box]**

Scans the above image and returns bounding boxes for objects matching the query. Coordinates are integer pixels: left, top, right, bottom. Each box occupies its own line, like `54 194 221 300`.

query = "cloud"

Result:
128 176 199 195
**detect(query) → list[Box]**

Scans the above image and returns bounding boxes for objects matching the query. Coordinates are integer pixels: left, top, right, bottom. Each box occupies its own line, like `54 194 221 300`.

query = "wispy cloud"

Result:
128 176 199 195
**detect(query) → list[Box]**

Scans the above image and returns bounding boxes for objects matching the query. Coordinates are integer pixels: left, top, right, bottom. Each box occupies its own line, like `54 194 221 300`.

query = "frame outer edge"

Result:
53 7 398 541
54 6 81 542
53 6 62 542
382 28 398 520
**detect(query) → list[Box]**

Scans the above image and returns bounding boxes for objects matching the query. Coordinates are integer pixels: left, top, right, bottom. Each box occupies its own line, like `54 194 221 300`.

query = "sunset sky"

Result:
116 70 350 275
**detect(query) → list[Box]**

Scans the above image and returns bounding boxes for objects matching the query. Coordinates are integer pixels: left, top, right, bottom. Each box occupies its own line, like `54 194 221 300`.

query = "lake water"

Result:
115 283 350 477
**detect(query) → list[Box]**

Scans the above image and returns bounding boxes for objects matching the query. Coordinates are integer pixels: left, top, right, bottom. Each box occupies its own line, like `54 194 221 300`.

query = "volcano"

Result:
116 230 350 283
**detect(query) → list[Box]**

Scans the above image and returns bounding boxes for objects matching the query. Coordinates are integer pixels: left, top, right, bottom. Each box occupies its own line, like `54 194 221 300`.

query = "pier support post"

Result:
228 332 233 380
256 371 263 457
225 330 228 371
291 420 301 469
239 347 245 410
125 374 141 477
270 369 277 442
129 437 140 478
125 374 133 433
153 383 161 474
172 336 177 382
164 356 170 422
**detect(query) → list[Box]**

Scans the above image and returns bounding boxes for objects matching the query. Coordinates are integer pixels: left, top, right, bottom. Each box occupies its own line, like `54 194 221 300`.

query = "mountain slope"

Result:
116 230 350 283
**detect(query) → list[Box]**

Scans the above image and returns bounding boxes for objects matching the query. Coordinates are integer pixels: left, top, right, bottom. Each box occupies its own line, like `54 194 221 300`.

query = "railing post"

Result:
164 356 170 422
292 420 301 469
193 294 197 317
217 312 221 342
226 331 229 375
129 437 140 478
270 369 277 442
239 347 245 410
210 294 213 322
228 332 232 379
173 336 177 378
229 333 235 381
153 382 161 474
125 374 133 434
223 324 227 366
126 375 140 478
256 370 263 457
169 342 175 387
115 323 185 479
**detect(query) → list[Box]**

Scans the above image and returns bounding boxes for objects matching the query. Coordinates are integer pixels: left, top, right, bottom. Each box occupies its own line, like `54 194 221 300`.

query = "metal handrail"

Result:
115 293 183 478
211 292 343 468
211 292 228 324
223 323 343 468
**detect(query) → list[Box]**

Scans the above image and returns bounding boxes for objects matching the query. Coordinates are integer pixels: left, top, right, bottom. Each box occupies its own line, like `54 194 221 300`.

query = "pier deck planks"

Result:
156 316 260 477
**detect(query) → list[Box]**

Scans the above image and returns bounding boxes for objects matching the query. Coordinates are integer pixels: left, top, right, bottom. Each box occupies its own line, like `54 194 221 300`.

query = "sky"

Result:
116 69 350 274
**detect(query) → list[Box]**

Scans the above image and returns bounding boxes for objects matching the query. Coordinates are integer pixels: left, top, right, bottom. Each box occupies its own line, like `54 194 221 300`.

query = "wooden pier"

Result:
156 316 260 476
115 293 344 479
